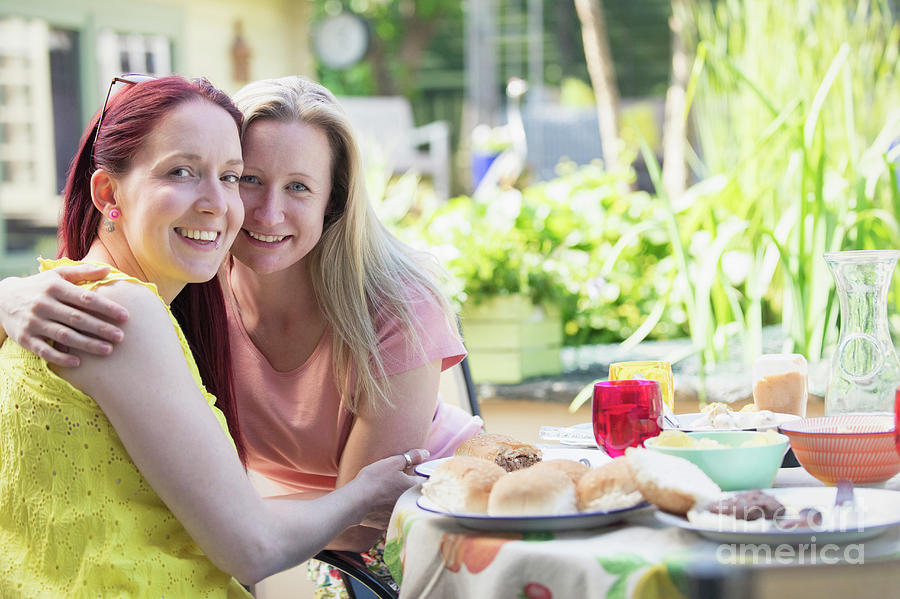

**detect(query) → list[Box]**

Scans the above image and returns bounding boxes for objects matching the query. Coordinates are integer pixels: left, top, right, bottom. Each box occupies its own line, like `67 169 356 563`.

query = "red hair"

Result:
58 76 247 463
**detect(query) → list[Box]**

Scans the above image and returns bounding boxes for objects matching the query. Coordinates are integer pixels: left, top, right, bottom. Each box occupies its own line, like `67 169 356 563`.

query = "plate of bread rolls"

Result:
417 433 649 531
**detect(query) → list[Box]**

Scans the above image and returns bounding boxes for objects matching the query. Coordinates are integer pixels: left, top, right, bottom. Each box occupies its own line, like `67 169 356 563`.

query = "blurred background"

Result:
7 0 900 393
7 0 900 416
0 0 670 272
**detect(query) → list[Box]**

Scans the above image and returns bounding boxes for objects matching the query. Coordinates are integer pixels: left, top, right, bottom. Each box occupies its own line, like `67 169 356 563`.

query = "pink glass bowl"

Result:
780 414 900 484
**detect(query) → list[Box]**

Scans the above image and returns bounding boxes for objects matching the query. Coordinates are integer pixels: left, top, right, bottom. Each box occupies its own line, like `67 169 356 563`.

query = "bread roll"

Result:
454 433 542 472
533 459 589 485
487 467 576 516
576 457 644 512
421 456 506 513
624 447 722 516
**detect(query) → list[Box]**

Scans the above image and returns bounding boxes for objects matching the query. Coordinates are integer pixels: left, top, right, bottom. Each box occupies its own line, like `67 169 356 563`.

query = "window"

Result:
0 17 173 226
0 17 56 221
49 28 82 194
96 29 172 91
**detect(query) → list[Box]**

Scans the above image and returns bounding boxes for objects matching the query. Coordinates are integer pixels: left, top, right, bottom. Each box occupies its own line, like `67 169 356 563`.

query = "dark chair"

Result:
312 550 399 599
310 356 480 599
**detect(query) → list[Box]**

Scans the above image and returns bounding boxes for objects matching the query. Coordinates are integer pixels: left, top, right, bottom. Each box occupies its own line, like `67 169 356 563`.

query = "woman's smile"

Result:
176 227 223 248
243 229 291 245
230 119 332 275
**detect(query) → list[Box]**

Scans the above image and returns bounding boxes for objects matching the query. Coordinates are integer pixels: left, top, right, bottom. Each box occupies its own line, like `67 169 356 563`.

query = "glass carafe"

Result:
824 250 900 415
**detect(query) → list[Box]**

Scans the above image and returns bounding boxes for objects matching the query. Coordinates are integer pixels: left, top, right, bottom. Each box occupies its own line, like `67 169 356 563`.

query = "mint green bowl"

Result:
644 431 790 491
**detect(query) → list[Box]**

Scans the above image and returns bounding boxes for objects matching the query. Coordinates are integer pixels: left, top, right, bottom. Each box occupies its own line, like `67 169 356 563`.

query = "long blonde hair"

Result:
231 76 457 415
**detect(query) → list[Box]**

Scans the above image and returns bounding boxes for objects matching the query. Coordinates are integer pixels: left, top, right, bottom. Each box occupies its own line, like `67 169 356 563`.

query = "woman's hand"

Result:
354 449 428 529
0 264 129 366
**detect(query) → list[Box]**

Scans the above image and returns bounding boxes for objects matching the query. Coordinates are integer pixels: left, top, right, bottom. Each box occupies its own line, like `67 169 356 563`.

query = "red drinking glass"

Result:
593 379 663 457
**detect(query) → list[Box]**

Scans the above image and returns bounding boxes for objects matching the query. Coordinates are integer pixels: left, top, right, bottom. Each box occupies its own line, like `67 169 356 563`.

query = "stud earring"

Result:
103 208 120 233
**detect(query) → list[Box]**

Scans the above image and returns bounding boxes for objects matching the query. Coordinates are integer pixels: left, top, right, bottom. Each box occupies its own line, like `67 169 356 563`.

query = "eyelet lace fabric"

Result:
0 259 250 598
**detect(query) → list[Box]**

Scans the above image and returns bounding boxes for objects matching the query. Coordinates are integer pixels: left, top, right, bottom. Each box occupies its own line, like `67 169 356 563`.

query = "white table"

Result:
384 454 900 599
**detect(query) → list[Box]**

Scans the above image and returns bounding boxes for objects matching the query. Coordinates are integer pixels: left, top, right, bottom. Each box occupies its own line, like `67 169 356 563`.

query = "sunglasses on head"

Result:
91 73 158 168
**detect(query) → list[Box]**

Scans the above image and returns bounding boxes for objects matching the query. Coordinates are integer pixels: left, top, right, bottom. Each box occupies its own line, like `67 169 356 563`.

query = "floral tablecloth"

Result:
385 458 900 599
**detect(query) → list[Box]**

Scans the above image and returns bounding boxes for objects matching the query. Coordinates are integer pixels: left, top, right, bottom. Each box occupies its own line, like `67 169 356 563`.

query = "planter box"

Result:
461 295 563 384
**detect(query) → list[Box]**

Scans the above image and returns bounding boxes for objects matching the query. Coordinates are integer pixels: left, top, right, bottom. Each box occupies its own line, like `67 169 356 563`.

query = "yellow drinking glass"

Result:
608 361 674 410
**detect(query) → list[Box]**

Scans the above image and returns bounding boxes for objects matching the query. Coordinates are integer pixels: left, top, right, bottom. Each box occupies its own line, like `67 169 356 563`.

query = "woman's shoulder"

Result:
373 283 448 329
91 278 165 312
44 258 166 305
40 258 166 303
372 281 463 365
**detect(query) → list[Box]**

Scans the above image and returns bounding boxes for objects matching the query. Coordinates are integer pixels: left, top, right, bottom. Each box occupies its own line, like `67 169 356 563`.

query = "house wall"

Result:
0 0 313 123
0 0 313 233
158 0 314 94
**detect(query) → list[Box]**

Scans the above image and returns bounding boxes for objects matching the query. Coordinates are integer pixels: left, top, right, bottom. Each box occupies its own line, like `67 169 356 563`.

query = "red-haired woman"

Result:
0 76 425 597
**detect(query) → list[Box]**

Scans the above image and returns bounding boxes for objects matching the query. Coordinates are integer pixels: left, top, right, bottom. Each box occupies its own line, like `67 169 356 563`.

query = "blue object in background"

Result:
890 139 900 187
471 152 501 188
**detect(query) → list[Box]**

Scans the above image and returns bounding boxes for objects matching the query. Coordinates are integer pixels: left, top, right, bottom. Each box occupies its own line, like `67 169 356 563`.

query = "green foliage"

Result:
559 77 596 108
681 0 900 362
374 160 689 346
370 0 900 366
312 0 463 96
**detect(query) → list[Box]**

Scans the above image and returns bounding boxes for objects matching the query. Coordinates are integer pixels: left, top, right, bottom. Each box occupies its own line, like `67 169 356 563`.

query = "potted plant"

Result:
398 161 681 384
421 186 569 384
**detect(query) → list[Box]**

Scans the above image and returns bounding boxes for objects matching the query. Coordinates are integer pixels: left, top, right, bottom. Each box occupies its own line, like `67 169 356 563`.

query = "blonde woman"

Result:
0 76 481 596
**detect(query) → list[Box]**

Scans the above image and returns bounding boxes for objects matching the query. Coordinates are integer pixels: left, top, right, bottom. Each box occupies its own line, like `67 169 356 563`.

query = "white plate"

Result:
559 422 598 447
655 487 900 544
561 412 802 440
416 495 649 532
677 412 802 432
414 447 609 477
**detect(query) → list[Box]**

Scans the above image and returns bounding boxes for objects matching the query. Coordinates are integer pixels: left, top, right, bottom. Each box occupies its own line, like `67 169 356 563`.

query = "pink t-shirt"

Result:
224 273 471 495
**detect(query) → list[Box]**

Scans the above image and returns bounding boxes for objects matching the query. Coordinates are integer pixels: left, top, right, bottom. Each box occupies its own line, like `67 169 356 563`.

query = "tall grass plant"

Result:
677 0 900 365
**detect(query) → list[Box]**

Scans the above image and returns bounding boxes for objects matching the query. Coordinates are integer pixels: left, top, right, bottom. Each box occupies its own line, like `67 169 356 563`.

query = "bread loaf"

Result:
533 459 589 486
487 467 577 516
421 456 506 513
576 457 644 512
624 448 722 516
454 433 542 472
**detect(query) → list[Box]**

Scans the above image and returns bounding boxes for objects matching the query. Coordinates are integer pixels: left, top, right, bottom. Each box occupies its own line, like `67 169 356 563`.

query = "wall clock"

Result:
312 12 370 70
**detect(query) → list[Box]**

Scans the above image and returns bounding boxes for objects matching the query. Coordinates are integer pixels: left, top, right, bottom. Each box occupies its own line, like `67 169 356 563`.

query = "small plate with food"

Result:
677 404 801 432
656 487 900 544
552 405 801 449
415 447 606 477
416 495 648 532
621 444 900 544
417 443 647 531
415 433 607 477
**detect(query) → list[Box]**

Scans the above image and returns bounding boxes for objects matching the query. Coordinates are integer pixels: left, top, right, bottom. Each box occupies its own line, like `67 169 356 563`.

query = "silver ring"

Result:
402 452 413 469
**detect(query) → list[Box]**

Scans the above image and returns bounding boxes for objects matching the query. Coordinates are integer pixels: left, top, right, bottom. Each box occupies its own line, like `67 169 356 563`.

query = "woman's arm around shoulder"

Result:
0 265 128 365
53 280 424 584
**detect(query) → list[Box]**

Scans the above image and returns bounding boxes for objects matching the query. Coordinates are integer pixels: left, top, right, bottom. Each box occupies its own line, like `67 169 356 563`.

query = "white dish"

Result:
414 447 608 477
560 412 801 442
416 495 649 532
655 487 900 544
559 422 599 447
677 411 801 432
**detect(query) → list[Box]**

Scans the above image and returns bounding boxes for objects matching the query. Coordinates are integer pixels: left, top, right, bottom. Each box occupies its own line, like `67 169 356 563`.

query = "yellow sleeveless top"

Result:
0 259 250 598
